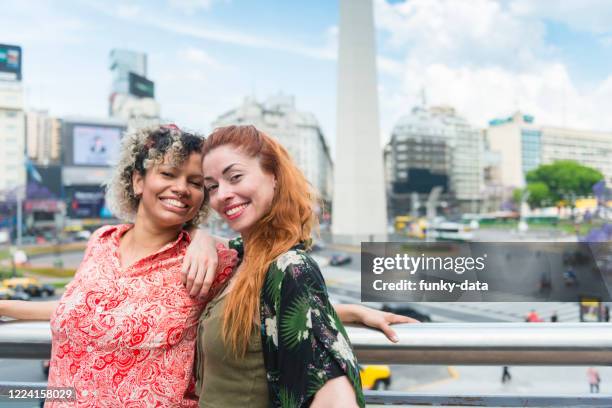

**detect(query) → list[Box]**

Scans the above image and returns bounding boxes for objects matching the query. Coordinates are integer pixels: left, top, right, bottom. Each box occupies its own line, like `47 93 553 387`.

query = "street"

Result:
1 225 609 405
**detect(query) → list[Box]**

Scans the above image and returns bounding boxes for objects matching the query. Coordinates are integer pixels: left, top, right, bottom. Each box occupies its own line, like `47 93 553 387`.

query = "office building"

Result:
387 106 483 215
212 94 334 203
26 110 61 165
109 49 160 129
486 112 612 187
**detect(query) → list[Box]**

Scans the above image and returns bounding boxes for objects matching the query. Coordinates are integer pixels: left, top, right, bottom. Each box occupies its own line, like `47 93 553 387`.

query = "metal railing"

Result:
1 321 612 406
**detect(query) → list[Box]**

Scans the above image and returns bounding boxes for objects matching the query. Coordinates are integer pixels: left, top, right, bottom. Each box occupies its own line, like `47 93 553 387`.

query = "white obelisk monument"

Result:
332 0 387 243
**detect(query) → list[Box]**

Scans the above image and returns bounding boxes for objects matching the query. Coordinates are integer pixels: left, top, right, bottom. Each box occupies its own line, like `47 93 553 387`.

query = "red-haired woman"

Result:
195 125 409 407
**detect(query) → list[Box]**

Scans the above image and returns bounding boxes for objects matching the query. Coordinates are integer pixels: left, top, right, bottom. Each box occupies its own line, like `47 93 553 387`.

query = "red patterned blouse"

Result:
46 224 237 407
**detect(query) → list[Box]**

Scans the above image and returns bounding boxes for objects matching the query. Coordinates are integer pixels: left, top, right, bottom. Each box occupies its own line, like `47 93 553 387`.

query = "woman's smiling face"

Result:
202 145 276 236
133 151 205 229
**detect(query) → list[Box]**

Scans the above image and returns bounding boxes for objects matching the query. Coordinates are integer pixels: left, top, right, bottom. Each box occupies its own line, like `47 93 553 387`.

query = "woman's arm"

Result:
311 376 359 408
0 300 59 320
182 227 228 298
334 304 418 343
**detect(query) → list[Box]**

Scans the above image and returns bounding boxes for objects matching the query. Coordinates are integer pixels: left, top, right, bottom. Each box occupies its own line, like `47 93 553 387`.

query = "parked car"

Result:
74 230 92 241
3 277 55 297
0 285 31 301
360 365 391 390
329 253 352 266
382 303 432 322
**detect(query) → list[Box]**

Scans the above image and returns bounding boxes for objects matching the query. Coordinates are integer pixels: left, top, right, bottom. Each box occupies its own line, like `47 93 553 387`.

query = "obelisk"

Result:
332 0 387 243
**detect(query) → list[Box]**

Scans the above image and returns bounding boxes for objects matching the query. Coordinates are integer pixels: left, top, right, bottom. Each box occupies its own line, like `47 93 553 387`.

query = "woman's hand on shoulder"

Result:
335 304 418 343
182 229 219 298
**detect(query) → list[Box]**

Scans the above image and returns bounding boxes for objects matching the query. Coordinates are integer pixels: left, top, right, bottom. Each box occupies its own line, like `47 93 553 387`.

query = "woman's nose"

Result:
216 182 234 201
172 178 190 196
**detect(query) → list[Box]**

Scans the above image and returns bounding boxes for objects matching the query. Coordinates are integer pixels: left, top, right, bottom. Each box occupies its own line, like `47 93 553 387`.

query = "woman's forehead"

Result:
159 150 202 165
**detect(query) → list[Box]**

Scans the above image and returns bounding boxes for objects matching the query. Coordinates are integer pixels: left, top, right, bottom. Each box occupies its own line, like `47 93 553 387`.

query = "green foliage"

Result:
279 386 299 408
524 160 604 208
280 295 310 350
264 268 284 309
512 188 524 206
526 182 551 208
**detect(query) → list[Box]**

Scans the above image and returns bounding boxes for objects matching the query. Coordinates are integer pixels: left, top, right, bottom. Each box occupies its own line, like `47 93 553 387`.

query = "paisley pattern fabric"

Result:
47 224 237 408
228 237 365 408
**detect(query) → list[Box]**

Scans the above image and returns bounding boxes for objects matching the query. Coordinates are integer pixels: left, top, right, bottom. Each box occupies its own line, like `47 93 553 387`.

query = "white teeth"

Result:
226 204 247 216
162 198 187 208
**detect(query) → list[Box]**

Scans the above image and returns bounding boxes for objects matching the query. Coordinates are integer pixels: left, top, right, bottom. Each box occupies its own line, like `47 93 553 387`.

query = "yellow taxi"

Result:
3 277 55 297
359 365 391 390
0 285 31 301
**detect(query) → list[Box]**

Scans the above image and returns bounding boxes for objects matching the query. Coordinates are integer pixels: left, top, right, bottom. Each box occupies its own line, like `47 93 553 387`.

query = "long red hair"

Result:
202 125 317 357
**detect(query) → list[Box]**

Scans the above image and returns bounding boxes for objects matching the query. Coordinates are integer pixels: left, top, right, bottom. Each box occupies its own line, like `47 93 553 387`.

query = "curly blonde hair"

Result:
105 125 207 229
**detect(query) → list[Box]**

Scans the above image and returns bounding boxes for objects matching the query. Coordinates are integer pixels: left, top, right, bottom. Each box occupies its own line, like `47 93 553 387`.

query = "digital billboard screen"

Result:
0 44 22 80
72 126 122 166
66 186 106 219
129 71 155 98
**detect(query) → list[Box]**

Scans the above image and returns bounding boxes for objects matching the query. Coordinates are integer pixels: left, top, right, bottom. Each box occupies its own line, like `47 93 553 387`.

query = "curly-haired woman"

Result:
0 125 236 407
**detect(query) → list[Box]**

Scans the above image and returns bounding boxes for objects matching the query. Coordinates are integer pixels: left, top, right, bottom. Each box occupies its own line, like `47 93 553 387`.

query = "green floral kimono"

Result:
229 237 365 408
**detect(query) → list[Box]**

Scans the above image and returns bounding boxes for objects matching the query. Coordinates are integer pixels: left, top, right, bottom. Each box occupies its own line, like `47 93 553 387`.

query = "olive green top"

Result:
196 293 268 408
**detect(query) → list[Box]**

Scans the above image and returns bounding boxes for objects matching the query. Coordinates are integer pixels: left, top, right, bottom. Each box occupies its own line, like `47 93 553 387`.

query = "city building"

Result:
540 127 612 183
26 110 61 165
60 116 127 222
109 49 160 130
486 112 612 188
211 94 334 203
486 112 540 188
386 106 483 216
0 54 25 194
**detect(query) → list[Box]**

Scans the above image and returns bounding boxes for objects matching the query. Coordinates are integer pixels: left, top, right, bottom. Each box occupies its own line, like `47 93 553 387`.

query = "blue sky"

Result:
3 0 612 153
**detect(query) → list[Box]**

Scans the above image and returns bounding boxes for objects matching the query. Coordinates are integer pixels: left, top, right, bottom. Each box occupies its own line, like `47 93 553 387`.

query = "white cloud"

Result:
374 0 550 70
1 1 89 46
178 47 225 69
117 4 141 18
510 0 612 34
168 0 225 14
144 18 334 60
374 0 612 137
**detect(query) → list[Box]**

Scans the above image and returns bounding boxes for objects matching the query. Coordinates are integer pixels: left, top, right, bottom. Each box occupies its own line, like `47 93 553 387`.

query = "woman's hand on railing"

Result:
0 300 59 321
335 304 419 343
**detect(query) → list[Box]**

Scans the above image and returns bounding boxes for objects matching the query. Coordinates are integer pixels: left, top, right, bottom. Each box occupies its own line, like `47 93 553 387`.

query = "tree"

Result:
525 161 604 207
526 182 550 208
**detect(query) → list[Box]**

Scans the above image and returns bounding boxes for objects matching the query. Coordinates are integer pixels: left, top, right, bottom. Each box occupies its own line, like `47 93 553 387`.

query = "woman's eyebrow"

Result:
222 163 240 175
203 163 241 181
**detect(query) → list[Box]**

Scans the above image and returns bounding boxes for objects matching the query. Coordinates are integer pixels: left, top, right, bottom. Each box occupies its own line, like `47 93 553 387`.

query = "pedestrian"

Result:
551 311 558 322
526 309 542 322
501 366 512 383
604 305 610 322
587 367 601 393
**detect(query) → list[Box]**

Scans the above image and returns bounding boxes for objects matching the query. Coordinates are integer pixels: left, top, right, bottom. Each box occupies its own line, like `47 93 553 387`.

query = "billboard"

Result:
393 168 449 194
26 164 62 199
72 125 122 166
129 71 155 98
66 186 106 219
0 44 22 80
